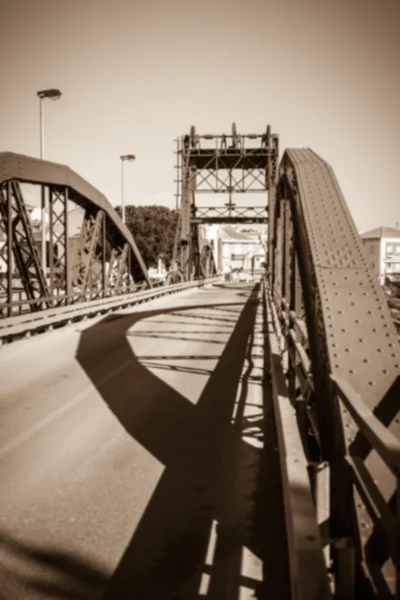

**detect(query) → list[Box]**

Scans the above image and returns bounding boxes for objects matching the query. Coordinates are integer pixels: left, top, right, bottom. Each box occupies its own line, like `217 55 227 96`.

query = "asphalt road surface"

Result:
0 282 289 600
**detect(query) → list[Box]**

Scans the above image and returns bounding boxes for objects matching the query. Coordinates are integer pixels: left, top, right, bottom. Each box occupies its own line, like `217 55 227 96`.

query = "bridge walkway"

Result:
0 282 290 599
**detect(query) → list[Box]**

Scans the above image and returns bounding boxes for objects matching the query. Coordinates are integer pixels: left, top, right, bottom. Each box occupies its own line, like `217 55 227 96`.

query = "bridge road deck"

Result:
0 282 290 599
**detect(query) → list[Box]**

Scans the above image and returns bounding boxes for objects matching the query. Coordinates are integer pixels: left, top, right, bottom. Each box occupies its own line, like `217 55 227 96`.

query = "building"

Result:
205 224 266 275
0 203 37 275
360 226 400 285
0 205 83 279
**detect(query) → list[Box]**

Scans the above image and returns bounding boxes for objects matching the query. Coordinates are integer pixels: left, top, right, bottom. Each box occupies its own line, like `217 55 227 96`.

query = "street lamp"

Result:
37 88 62 160
120 154 136 225
36 88 62 280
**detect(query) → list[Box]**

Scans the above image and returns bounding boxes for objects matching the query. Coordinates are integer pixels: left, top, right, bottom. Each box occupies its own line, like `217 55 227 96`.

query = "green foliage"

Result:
117 205 178 268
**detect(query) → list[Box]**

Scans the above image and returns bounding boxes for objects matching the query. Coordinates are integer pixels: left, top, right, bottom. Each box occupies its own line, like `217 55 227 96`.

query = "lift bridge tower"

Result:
170 123 279 281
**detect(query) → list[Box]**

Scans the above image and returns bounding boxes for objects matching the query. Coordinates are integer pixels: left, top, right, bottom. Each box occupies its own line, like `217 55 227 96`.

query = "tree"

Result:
116 205 178 268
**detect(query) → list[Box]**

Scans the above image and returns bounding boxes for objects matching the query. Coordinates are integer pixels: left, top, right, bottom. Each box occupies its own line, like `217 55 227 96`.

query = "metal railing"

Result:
0 276 221 343
0 281 154 318
331 375 400 598
269 284 400 599
263 280 333 600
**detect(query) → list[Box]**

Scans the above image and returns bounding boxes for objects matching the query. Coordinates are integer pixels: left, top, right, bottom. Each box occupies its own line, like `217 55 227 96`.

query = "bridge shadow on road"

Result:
0 530 107 600
76 283 290 599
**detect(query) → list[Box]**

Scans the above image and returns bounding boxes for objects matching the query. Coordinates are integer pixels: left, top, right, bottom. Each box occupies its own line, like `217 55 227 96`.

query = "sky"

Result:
0 0 399 233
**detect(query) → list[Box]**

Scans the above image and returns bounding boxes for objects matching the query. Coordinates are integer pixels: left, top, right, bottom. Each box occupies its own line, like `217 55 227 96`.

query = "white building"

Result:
205 225 266 275
360 226 400 285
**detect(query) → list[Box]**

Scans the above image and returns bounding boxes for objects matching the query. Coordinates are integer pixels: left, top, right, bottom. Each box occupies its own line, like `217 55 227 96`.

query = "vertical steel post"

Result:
309 461 331 568
127 247 132 291
175 137 181 211
333 537 355 600
106 248 116 292
292 254 304 317
180 160 192 280
102 212 106 295
48 187 54 302
39 95 46 286
274 203 283 303
283 200 292 305
121 159 125 225
7 181 13 317
267 130 275 285
64 186 71 301
41 185 47 284
396 478 400 599
39 96 44 160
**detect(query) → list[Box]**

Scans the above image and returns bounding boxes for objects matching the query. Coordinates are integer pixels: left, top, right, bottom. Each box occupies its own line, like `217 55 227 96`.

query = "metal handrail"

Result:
0 283 149 311
330 375 400 478
263 280 333 600
0 276 221 340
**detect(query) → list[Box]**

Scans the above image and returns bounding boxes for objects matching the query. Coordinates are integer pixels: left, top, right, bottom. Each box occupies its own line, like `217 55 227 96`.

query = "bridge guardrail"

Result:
0 276 221 344
270 285 400 598
0 282 169 330
263 280 333 600
330 374 400 595
0 284 149 319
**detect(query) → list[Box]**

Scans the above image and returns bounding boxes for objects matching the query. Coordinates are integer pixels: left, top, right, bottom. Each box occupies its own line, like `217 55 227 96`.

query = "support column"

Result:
48 187 55 301
7 181 13 316
102 212 107 295
65 187 71 299
282 199 292 306
49 186 69 303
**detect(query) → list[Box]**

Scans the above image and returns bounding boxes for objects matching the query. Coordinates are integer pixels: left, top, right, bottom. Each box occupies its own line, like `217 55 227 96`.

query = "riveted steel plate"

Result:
285 149 399 410
281 148 400 592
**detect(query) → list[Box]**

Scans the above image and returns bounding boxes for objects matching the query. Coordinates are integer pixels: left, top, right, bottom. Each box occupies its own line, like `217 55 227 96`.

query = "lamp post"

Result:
120 154 136 225
37 88 62 160
36 89 62 280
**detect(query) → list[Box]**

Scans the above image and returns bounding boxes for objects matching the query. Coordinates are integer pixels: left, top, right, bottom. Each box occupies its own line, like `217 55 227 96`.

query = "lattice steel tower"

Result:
171 123 279 281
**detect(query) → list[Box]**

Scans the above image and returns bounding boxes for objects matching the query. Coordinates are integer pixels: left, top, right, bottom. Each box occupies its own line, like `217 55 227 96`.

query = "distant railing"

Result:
0 280 154 318
0 276 221 343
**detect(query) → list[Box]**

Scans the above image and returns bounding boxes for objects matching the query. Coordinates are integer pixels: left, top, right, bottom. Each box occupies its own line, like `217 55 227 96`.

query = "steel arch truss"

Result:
270 148 400 596
173 124 279 280
0 181 50 312
0 153 151 317
48 186 68 297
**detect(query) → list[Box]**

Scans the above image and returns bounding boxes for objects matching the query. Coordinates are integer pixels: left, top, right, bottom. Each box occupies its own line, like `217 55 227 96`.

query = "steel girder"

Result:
198 228 216 279
173 124 278 280
71 209 104 297
71 210 133 299
179 164 195 279
271 148 400 596
0 181 50 315
48 186 69 298
0 153 151 316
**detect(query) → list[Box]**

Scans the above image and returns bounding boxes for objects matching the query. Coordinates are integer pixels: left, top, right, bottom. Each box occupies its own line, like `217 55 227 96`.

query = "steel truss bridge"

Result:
0 126 399 600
